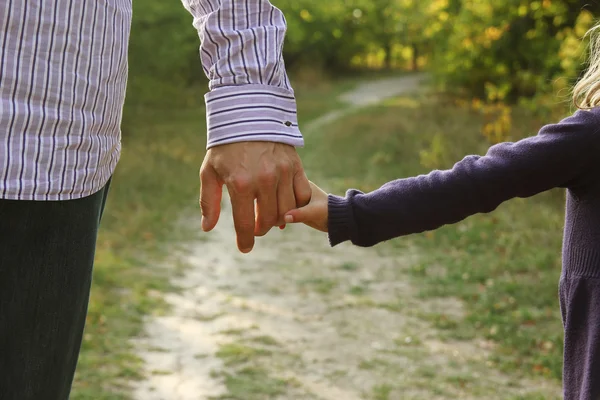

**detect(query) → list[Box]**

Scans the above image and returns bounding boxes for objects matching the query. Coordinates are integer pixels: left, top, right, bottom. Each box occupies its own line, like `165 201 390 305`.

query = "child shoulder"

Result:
584 106 600 123
569 107 600 128
533 108 600 155
542 107 600 139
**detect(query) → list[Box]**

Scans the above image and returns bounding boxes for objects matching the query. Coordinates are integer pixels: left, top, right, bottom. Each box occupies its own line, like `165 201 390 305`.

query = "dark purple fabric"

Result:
328 108 600 399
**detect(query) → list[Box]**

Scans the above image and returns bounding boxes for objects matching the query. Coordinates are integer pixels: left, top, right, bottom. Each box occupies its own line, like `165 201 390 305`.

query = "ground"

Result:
130 76 562 400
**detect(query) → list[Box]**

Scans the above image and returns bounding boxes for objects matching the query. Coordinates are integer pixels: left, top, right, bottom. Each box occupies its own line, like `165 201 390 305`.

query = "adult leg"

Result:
0 181 111 400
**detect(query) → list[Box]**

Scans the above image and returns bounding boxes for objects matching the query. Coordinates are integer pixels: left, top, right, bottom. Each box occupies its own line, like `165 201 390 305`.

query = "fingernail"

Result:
284 215 293 223
279 225 286 230
241 248 252 254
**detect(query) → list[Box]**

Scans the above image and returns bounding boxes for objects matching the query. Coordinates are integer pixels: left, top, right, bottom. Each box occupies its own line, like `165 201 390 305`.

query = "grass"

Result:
70 77 355 398
71 71 567 398
71 101 205 399
298 277 338 294
212 339 299 400
216 343 273 366
372 383 393 400
216 367 290 400
301 90 568 382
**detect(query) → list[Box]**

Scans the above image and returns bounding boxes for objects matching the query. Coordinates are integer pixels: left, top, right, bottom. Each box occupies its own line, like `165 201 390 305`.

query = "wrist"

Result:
205 85 304 149
327 194 357 247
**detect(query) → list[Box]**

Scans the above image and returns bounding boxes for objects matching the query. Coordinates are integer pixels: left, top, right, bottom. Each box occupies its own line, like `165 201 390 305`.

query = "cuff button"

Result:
284 121 293 127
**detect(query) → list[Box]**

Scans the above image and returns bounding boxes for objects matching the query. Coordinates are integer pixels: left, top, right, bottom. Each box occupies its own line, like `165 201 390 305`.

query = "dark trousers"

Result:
0 181 111 400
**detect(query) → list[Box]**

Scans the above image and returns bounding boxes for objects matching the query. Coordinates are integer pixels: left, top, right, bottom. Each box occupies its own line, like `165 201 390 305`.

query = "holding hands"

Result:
284 181 329 233
199 142 313 253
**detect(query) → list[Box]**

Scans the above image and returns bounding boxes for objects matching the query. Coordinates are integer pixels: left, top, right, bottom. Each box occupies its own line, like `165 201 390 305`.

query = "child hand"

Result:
284 181 329 232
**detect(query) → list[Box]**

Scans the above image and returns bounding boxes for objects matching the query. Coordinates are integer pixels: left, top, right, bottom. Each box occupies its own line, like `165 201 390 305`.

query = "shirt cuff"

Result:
205 84 305 149
327 194 358 247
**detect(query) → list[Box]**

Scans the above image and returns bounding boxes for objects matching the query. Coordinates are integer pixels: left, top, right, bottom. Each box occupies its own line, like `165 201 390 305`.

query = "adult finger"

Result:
254 187 278 237
253 161 280 236
293 168 312 208
276 169 296 226
227 180 256 253
199 164 222 232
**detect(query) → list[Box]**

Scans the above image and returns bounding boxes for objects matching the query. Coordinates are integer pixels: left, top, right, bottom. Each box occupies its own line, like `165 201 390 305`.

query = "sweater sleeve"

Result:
328 110 600 247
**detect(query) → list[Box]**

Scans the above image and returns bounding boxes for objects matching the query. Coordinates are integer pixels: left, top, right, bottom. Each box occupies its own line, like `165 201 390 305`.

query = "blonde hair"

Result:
574 23 600 109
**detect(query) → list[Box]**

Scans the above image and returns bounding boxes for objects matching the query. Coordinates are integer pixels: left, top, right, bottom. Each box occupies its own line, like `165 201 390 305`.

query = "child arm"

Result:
328 110 600 247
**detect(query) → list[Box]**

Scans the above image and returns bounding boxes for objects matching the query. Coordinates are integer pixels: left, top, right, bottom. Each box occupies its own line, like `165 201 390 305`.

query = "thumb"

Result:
284 203 316 224
199 165 222 232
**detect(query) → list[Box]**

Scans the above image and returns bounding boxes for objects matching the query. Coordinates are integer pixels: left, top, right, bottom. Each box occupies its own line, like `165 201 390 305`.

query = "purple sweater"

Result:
328 108 600 399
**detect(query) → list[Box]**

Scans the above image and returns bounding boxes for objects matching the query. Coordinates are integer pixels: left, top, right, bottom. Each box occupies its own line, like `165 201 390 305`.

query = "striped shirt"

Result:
0 0 303 201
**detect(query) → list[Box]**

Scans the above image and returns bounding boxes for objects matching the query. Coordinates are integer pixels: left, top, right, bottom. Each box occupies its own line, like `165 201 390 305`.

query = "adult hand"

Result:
199 142 311 253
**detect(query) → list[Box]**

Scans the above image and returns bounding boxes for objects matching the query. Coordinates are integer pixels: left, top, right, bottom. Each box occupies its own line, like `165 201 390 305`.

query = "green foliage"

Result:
279 0 365 71
280 0 443 72
304 92 568 382
429 0 600 101
126 0 600 107
127 0 206 106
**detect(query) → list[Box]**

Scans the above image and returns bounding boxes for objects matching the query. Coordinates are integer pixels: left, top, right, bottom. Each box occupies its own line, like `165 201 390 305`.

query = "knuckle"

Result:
199 197 211 210
228 174 252 193
236 220 255 233
199 167 210 181
257 166 277 187
277 160 292 176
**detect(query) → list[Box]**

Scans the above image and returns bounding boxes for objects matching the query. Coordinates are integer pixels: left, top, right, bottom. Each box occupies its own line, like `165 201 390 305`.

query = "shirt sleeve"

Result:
327 110 600 248
181 0 304 149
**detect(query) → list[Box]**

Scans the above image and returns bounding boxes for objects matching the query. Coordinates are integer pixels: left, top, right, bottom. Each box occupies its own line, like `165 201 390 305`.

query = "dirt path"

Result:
131 76 561 400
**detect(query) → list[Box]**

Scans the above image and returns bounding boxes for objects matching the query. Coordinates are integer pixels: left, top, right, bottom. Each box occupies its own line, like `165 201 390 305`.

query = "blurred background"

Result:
73 1 600 399
125 0 599 107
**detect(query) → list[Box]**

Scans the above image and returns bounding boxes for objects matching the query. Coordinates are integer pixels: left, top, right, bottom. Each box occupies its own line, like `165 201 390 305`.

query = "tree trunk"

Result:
384 41 393 69
411 44 419 71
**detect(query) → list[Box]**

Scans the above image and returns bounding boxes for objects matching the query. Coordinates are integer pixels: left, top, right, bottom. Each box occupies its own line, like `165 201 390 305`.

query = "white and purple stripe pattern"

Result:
0 0 131 201
0 0 302 201
182 0 304 148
